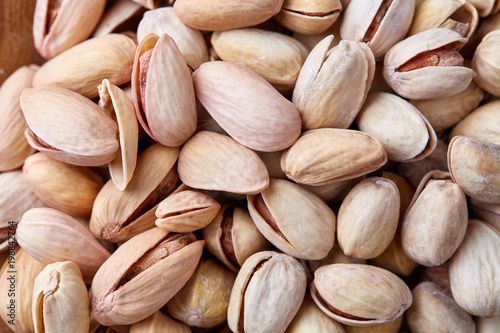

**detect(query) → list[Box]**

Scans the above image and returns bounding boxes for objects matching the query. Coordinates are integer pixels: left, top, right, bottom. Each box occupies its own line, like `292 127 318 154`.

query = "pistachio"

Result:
476 316 500 333
472 30 500 97
286 295 345 333
402 139 449 188
468 0 500 17
257 151 287 180
227 251 307 333
301 178 360 204
470 197 500 232
32 261 90 333
93 0 145 37
292 19 342 51
131 0 174 10
449 100 500 145
343 317 403 333
305 245 366 277
130 311 191 333
90 228 204 326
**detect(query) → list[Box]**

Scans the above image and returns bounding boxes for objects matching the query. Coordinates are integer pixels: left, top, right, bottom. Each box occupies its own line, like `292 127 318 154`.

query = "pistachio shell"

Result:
472 30 500 96
93 0 144 37
449 100 500 145
402 139 449 188
343 317 403 333
469 0 500 17
130 312 191 333
286 295 345 333
470 197 500 232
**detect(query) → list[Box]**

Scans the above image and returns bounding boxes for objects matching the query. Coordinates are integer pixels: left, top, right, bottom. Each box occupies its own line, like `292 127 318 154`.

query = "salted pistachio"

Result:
227 251 307 333
90 144 180 243
338 177 400 259
137 7 208 70
248 178 336 260
472 30 500 97
383 28 474 100
211 28 308 93
356 92 437 162
402 139 449 188
130 311 191 333
155 190 220 232
32 261 90 333
33 0 106 59
304 246 366 283
166 259 236 328
286 295 345 333
311 264 412 327
16 207 110 283
410 80 484 130
293 36 375 130
449 219 500 317
301 178 361 204
20 87 119 167
173 0 284 31
448 136 500 203
0 248 45 333
93 0 145 37
450 100 500 144
281 129 387 186
178 131 269 194
0 65 37 171
193 61 301 152
470 198 500 232
406 281 475 333
476 316 500 333
275 0 342 35
340 0 415 60
409 0 478 38
202 205 271 272
132 33 196 147
463 10 500 57
343 317 403 333
91 228 204 326
469 0 500 17
32 34 136 99
23 153 103 218
293 19 341 51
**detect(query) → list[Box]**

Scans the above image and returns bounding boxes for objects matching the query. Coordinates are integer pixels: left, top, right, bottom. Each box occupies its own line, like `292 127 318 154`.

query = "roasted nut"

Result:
286 295 345 333
130 311 191 333
472 30 500 96
402 139 449 188
470 197 500 232
450 100 500 145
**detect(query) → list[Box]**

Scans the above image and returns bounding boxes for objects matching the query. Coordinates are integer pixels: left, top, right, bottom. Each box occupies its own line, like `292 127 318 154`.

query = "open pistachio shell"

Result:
449 100 500 145
93 0 145 37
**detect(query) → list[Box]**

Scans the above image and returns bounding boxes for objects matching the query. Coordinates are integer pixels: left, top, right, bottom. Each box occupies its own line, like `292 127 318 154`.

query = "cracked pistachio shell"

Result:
247 178 336 260
90 228 204 326
32 261 90 333
383 28 474 100
155 190 221 232
137 7 208 70
470 197 500 232
178 131 269 194
343 317 403 333
0 65 37 171
90 144 180 243
202 205 271 272
193 61 301 152
450 100 500 145
286 295 345 333
406 281 475 333
340 0 415 60
469 0 500 17
472 30 500 97
293 36 375 130
166 259 236 328
23 153 104 218
173 0 284 31
211 28 308 93
448 136 500 203
402 170 468 266
356 92 437 162
32 34 136 99
93 0 145 38
275 0 342 35
409 0 478 38
337 177 400 259
281 129 387 186
311 264 412 327
16 207 110 283
132 33 197 147
33 0 106 59
227 251 307 333
449 219 500 317
20 87 119 167
130 311 191 333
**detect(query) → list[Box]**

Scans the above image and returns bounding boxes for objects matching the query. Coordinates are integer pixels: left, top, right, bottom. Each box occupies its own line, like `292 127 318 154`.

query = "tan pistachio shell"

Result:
20 87 119 167
340 0 415 60
472 30 500 97
301 178 361 204
292 36 375 130
306 246 366 277
131 0 174 10
281 129 387 186
193 61 301 152
343 317 403 333
311 264 412 327
450 100 500 145
155 190 221 232
132 33 197 147
402 139 449 188
166 259 236 328
257 151 287 180
90 144 180 243
16 207 110 283
173 0 285 31
476 316 500 333
23 153 104 218
227 251 307 333
286 295 345 333
90 228 204 326
448 136 500 203
130 312 191 333
449 219 500 317
178 131 269 194
401 170 468 266
32 261 90 333
469 0 500 17
292 19 342 51
32 34 136 99
383 28 474 100
33 0 106 59
470 197 500 232
248 178 336 260
0 65 37 172
356 92 437 162
93 0 145 37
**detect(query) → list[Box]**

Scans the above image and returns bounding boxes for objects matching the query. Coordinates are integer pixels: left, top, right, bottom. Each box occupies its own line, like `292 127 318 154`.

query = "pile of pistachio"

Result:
1 0 500 332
